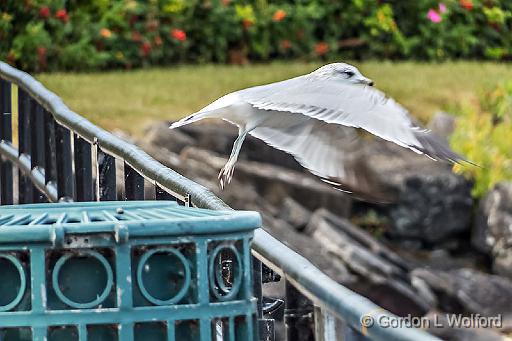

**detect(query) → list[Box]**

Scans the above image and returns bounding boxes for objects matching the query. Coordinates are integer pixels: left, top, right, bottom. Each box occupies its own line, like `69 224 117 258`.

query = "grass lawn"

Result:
36 61 512 136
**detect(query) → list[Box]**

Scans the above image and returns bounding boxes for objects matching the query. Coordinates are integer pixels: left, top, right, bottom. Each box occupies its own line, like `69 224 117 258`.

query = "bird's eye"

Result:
343 71 355 78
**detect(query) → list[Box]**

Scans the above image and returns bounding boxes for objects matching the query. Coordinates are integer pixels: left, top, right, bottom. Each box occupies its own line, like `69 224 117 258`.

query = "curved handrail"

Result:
0 61 439 341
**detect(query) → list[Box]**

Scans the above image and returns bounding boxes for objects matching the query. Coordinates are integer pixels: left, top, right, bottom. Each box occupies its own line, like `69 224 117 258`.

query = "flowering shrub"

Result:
1 0 512 72
451 81 512 197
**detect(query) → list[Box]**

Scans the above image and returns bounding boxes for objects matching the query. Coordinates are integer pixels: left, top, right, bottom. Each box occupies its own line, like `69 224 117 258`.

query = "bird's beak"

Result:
359 78 374 86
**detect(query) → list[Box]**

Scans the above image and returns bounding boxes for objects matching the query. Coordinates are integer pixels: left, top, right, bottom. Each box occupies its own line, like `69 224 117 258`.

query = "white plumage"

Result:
170 63 464 201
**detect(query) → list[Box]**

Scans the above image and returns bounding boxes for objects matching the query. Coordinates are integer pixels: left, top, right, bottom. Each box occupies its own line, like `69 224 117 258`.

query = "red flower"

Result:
272 9 287 22
131 31 142 42
242 19 253 29
140 41 151 56
460 0 473 10
171 29 187 42
280 40 292 50
39 6 50 19
314 42 329 56
55 9 69 23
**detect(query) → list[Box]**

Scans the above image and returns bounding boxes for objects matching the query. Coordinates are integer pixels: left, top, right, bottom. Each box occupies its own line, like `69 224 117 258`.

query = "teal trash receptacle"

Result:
0 201 261 341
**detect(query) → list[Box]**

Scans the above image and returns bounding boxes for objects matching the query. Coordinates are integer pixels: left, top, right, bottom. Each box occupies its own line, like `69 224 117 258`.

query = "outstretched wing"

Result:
239 76 463 163
249 111 395 202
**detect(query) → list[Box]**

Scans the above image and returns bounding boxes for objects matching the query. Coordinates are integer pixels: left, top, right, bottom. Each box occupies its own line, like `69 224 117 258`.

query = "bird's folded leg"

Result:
218 129 248 190
218 161 236 190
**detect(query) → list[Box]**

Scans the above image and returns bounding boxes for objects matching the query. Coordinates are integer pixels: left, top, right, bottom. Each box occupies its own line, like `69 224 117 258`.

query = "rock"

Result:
262 216 355 285
177 122 237 156
364 140 473 243
180 146 352 217
178 122 303 170
388 171 473 243
306 209 434 316
473 182 512 279
278 197 311 231
412 268 512 328
144 121 196 153
424 311 511 341
427 112 456 143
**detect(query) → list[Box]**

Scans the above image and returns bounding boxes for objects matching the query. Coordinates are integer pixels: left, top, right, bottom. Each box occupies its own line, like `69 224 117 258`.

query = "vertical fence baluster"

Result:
30 99 46 203
155 184 174 201
96 147 116 201
314 306 338 341
344 326 372 341
0 80 13 205
43 109 57 186
285 280 315 341
17 89 33 203
74 135 93 201
124 162 144 200
252 258 267 341
55 125 73 200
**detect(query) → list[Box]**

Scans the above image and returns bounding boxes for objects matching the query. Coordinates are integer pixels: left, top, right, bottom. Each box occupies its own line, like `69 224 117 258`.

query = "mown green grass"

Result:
36 61 512 136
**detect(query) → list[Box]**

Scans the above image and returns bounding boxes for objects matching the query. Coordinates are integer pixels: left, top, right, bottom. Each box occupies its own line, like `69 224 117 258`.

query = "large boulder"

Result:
412 268 512 328
144 121 196 153
473 182 512 279
306 209 435 316
427 111 456 143
364 140 473 244
176 121 302 170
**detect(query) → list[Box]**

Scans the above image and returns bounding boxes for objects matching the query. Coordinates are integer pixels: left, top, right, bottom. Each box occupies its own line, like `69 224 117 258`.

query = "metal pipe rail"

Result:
0 61 439 341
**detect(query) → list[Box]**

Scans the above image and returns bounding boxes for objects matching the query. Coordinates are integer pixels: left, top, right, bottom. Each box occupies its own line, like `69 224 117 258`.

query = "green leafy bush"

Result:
451 81 512 197
1 0 512 72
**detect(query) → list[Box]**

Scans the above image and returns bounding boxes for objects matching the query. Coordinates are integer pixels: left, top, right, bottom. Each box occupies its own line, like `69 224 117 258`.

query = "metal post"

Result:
0 79 13 205
155 184 174 201
285 280 315 341
124 162 144 200
96 147 116 201
314 306 338 341
55 125 74 200
43 109 57 185
17 89 33 203
74 135 93 201
30 100 46 203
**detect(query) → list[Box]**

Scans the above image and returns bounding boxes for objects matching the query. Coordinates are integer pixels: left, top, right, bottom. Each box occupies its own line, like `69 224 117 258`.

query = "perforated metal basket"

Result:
0 201 260 341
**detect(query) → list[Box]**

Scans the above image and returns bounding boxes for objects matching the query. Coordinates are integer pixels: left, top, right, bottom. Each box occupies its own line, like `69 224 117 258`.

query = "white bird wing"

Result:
249 111 395 202
239 76 462 163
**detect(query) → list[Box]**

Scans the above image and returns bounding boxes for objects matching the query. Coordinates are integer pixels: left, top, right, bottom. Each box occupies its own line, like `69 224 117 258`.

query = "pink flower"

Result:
427 9 442 23
439 3 447 13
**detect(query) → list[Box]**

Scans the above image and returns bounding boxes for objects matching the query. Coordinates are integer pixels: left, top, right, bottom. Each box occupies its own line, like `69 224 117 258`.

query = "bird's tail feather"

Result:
169 109 218 129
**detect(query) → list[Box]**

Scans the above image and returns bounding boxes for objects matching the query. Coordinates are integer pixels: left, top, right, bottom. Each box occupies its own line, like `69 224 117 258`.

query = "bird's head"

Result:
310 63 374 86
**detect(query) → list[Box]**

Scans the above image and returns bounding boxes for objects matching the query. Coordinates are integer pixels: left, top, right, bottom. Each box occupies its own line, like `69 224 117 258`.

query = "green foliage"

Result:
451 81 512 197
2 0 512 72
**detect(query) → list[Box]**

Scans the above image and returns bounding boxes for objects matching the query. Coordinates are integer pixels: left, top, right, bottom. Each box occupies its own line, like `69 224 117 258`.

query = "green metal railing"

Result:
0 61 440 341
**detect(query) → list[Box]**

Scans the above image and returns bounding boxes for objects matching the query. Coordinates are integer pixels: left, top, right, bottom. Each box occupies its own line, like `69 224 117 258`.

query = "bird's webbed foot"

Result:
218 162 236 190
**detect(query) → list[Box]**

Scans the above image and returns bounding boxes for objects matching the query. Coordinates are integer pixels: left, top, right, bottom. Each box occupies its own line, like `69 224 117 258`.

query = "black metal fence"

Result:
0 61 439 341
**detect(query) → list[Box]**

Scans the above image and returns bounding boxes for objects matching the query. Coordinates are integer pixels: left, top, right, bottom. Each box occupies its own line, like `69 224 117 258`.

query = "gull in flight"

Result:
170 63 464 201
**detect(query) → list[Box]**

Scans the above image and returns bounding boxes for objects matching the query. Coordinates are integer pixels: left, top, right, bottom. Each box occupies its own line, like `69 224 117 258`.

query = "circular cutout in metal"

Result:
209 244 242 301
0 254 26 312
137 248 191 305
52 251 113 309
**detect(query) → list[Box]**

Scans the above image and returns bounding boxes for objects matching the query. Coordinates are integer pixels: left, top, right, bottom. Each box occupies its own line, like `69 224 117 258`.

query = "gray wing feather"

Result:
249 111 394 202
239 76 432 157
